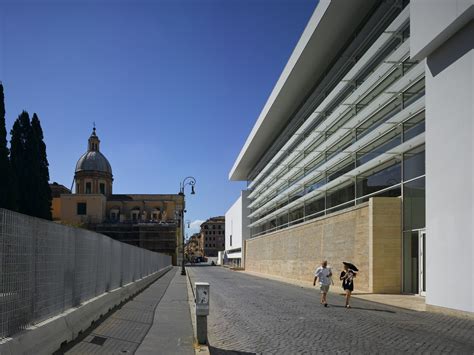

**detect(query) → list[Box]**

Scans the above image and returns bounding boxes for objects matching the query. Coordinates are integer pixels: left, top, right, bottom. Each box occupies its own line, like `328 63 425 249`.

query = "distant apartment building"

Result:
200 216 225 257
185 233 203 261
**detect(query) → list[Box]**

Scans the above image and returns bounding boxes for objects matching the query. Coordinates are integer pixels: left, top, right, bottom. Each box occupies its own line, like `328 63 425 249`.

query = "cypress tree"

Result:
0 83 16 210
0 83 10 208
10 111 33 215
31 113 52 220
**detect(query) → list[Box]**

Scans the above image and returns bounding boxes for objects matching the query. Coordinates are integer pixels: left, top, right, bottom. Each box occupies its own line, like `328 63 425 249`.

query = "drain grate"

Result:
90 336 108 346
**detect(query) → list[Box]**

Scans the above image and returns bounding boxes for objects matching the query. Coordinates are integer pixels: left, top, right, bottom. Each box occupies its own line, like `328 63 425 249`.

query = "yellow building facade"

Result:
52 128 184 265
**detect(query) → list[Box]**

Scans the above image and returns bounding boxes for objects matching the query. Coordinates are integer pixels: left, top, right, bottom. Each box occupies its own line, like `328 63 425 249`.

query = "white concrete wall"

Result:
410 0 474 60
412 1 474 313
225 191 250 262
225 196 242 252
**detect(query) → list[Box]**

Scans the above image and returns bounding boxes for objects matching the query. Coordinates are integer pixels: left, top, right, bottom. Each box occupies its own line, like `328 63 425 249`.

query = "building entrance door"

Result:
419 230 426 296
403 229 427 295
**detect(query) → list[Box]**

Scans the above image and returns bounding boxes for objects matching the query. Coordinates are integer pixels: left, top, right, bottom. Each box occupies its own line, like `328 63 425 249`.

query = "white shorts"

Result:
320 284 330 293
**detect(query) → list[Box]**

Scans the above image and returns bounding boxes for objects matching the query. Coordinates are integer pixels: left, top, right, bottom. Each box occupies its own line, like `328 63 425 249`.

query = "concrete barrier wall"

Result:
0 266 172 355
245 197 401 293
0 208 172 342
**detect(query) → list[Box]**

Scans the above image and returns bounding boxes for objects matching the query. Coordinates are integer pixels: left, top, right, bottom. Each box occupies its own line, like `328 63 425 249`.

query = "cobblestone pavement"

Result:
187 266 474 354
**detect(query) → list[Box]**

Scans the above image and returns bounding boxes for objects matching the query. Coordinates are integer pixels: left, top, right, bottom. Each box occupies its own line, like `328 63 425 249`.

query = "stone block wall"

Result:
245 197 401 294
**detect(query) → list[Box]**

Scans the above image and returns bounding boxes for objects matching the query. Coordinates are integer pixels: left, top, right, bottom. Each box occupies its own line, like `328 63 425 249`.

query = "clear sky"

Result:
0 0 317 235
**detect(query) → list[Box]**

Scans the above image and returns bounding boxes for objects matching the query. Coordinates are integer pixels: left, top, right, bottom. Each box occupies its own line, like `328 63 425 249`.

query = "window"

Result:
304 175 325 195
327 157 354 183
356 159 401 198
403 177 425 231
305 197 325 219
356 127 401 167
131 210 140 222
212 225 216 229
403 145 425 180
77 203 87 215
403 78 425 108
289 206 304 226
277 213 289 229
85 182 92 194
326 132 355 161
357 67 402 110
326 180 355 209
110 210 119 221
356 98 401 140
230 235 232 246
403 112 425 142
99 183 105 195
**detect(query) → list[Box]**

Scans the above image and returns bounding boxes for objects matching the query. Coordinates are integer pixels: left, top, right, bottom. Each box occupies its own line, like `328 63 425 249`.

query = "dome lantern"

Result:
88 126 100 152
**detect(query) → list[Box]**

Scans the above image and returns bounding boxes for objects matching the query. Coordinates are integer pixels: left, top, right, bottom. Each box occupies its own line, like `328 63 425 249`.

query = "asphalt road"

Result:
187 266 474 354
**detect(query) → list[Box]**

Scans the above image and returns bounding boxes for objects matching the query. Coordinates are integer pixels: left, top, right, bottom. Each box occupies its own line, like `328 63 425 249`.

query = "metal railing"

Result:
0 208 171 339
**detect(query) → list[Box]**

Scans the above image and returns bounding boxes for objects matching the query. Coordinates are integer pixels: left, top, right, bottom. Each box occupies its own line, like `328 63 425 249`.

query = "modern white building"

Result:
410 0 474 316
229 0 473 315
224 190 250 267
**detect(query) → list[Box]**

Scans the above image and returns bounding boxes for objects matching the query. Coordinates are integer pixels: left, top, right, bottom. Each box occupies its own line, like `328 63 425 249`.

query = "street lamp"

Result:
179 176 196 276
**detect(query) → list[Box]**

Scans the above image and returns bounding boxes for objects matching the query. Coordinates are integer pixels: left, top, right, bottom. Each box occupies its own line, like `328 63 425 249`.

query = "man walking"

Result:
313 260 332 307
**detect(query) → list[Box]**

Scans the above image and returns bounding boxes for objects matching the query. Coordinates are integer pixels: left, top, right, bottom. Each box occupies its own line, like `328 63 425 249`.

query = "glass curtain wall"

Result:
245 1 426 295
248 40 425 232
402 144 426 293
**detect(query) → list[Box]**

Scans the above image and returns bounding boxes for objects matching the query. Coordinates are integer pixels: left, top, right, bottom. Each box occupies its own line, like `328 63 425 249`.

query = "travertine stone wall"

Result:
370 197 402 293
245 197 401 293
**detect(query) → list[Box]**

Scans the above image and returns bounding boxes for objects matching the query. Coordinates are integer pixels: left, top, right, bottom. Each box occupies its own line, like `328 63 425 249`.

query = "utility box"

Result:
195 282 210 316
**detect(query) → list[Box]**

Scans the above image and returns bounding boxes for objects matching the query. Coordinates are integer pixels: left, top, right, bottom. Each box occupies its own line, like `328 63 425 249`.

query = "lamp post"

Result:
179 176 196 276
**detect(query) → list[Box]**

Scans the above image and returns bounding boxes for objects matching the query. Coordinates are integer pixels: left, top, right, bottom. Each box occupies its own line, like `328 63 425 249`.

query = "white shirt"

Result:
314 266 332 286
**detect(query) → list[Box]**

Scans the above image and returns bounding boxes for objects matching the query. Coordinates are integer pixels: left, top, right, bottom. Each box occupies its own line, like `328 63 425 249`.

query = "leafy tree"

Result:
0 83 16 210
31 113 52 220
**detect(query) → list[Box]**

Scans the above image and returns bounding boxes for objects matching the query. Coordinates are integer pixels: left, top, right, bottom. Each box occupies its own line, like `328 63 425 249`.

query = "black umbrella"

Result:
343 261 359 272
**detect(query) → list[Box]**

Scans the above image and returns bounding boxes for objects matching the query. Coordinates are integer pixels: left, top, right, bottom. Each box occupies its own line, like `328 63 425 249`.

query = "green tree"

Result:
10 111 33 215
0 83 16 210
31 113 52 219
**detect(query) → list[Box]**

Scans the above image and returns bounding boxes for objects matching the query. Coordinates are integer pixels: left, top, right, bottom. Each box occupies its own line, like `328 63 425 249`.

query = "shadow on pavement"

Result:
328 304 396 313
209 345 256 355
185 263 217 267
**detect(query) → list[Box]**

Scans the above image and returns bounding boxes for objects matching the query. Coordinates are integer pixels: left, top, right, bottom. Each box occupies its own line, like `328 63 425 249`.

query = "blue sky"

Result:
0 0 317 235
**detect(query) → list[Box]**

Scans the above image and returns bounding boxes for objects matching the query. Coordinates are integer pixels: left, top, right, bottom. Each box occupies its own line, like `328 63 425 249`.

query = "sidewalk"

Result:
62 267 194 354
241 269 426 312
136 268 194 355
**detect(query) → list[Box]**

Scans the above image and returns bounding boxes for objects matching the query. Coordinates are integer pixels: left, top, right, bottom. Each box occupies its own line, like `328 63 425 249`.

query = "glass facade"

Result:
243 2 426 293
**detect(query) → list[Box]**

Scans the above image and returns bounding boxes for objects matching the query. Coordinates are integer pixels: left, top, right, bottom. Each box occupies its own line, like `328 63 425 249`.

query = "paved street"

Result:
187 266 474 354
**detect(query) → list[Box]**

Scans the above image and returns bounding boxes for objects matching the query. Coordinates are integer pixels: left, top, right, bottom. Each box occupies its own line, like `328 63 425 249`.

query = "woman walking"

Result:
340 262 357 308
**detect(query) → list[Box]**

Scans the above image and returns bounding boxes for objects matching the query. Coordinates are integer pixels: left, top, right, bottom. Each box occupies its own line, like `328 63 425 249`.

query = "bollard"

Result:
195 282 209 345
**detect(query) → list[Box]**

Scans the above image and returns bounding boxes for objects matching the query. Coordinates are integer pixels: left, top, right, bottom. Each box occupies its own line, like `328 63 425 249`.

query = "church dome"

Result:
75 150 112 174
74 127 113 175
